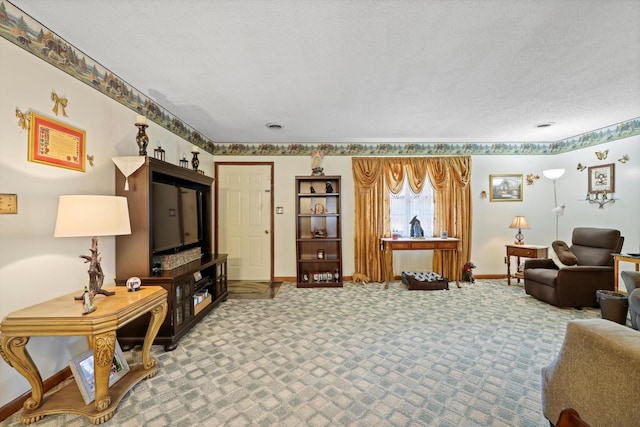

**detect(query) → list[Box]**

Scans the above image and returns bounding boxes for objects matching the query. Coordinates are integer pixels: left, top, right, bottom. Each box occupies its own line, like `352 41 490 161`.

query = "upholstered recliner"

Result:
621 270 640 329
542 319 640 427
523 227 623 308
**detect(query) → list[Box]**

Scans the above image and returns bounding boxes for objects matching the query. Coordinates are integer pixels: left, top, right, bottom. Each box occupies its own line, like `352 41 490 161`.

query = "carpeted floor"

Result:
1 279 609 427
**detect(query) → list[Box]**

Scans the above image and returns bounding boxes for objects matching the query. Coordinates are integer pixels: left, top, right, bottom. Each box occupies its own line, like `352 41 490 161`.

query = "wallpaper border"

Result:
2 1 639 157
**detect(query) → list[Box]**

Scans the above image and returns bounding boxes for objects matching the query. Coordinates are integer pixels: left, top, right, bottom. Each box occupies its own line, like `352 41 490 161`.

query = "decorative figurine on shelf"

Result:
126 276 142 292
191 146 200 171
302 271 309 283
326 181 334 193
334 269 340 282
82 286 96 315
409 215 424 238
310 186 316 193
135 115 149 156
311 149 324 176
153 142 165 161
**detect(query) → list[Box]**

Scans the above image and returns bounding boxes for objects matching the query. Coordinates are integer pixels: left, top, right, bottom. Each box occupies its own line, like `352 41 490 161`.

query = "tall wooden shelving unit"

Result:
295 175 342 287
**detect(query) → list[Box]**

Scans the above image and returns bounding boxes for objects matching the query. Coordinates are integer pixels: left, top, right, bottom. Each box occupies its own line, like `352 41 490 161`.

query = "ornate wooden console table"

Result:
0 286 167 425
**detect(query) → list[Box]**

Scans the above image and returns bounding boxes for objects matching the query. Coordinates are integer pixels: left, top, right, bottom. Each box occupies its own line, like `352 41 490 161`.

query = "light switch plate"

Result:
0 194 17 214
276 207 284 214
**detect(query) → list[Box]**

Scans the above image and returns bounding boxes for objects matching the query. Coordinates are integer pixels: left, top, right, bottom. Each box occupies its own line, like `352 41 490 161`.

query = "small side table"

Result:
613 253 640 292
0 286 167 424
506 244 549 285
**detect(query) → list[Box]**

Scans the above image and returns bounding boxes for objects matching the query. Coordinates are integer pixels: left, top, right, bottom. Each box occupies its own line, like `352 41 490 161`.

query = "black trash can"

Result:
596 290 629 325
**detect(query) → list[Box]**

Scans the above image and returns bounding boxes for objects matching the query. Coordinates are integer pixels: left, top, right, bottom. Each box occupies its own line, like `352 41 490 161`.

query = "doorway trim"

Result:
214 161 275 282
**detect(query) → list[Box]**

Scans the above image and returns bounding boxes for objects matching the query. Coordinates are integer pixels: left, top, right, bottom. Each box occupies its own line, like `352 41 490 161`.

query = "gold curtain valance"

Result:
352 156 472 282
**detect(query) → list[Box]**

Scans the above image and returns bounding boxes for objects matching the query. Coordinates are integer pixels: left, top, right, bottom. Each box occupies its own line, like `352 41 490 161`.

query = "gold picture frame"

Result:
588 163 615 193
28 112 86 172
489 174 523 202
68 341 129 405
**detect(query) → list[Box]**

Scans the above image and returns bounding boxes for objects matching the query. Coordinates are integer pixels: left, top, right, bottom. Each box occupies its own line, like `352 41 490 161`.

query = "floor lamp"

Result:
543 169 565 240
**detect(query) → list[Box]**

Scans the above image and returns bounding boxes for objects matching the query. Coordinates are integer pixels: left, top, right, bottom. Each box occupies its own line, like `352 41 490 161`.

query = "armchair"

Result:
621 270 640 329
523 227 623 308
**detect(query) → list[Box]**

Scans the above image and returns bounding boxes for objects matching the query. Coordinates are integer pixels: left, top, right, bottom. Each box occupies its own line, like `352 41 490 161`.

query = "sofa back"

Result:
570 227 623 266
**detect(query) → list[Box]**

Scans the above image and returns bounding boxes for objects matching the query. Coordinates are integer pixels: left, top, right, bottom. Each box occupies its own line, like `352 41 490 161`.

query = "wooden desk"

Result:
506 244 548 285
381 237 460 289
613 253 640 293
0 286 167 425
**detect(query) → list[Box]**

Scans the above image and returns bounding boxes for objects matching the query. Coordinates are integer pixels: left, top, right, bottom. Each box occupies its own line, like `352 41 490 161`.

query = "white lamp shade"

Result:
54 195 131 237
542 169 566 180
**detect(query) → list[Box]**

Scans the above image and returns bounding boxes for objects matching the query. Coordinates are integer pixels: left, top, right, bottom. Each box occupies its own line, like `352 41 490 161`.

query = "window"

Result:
389 178 434 238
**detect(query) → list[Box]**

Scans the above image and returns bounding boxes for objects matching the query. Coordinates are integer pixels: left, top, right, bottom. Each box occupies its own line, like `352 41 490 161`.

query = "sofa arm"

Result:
542 319 640 427
524 258 557 270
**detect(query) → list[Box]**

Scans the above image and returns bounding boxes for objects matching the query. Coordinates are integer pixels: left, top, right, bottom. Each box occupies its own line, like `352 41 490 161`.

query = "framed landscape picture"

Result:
588 163 615 193
489 174 523 202
68 342 130 405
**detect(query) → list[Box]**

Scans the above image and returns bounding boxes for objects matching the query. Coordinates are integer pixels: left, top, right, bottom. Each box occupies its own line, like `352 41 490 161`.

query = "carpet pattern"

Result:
1 280 607 427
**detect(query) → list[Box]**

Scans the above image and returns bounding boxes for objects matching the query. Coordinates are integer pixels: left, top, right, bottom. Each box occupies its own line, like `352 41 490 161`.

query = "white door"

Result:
217 164 272 281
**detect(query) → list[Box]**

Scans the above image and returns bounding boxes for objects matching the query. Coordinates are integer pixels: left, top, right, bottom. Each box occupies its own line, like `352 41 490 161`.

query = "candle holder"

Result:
153 143 165 161
135 123 149 156
179 154 189 168
191 150 200 171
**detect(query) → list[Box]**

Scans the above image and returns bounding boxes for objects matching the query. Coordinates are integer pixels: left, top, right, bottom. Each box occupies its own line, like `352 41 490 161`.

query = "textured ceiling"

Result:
9 0 640 144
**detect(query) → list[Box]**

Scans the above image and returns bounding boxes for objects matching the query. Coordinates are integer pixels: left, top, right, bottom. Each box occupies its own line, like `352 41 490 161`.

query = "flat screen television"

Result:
152 182 203 254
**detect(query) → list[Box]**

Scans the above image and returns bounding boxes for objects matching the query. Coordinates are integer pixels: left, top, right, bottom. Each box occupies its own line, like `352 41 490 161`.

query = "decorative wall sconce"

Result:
153 142 165 161
595 149 608 160
585 191 616 209
135 115 149 156
51 91 68 117
15 108 29 130
179 154 189 168
525 174 539 185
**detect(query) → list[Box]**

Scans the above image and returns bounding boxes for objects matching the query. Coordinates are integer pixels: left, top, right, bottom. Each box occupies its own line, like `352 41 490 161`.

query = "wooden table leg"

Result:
141 300 167 372
506 253 512 286
383 244 392 289
614 258 620 292
92 332 117 412
0 336 45 422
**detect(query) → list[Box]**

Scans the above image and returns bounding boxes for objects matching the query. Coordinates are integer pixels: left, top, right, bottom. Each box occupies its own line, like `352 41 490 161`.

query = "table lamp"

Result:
509 215 529 245
54 195 131 299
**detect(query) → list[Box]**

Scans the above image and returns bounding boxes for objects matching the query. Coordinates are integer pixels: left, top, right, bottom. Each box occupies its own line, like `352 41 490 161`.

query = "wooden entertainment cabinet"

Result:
115 157 227 351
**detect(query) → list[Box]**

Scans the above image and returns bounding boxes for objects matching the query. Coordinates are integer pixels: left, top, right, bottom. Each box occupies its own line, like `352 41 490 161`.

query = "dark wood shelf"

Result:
295 176 342 288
